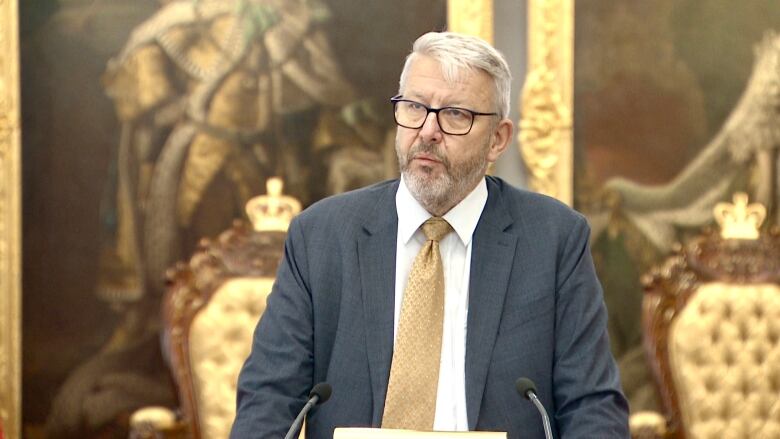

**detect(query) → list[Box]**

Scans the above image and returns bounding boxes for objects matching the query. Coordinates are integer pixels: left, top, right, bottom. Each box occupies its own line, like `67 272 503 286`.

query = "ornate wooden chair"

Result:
629 193 780 439
129 178 300 438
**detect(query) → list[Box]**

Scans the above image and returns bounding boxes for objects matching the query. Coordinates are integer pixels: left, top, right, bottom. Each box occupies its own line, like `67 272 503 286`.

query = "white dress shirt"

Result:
394 176 488 431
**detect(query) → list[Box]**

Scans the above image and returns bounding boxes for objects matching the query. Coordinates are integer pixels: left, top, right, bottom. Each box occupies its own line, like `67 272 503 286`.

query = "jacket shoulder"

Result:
487 176 587 228
293 179 398 229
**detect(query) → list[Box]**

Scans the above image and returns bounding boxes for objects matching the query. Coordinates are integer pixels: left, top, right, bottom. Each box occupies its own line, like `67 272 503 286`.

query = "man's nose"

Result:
418 112 443 143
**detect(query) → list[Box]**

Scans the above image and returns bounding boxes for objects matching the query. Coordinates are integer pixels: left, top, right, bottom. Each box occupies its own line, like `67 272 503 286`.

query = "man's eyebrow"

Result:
403 91 427 101
402 92 468 108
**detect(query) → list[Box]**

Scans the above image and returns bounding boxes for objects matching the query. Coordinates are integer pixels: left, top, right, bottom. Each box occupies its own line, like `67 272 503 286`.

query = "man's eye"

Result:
442 108 469 119
407 102 425 111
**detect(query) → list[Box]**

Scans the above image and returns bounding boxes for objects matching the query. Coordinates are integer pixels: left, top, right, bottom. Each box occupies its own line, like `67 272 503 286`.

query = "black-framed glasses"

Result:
390 95 498 136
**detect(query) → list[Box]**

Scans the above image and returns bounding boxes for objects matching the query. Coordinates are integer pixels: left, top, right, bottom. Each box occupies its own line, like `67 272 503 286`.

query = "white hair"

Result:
398 31 512 119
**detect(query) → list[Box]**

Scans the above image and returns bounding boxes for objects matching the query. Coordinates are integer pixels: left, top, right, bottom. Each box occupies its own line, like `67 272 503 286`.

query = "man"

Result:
231 32 629 438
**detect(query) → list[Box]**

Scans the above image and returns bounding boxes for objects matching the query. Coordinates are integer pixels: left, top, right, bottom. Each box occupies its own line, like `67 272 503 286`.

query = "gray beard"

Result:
397 141 489 216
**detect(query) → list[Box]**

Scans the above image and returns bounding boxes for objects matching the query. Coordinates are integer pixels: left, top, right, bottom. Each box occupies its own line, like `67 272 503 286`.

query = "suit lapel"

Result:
465 179 518 429
357 181 399 425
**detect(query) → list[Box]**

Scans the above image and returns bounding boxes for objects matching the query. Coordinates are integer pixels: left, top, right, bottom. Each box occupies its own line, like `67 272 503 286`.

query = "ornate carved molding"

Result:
0 0 21 437
447 0 494 44
520 0 573 205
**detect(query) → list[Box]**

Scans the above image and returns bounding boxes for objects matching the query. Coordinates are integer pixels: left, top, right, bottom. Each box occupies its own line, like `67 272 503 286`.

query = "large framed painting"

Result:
522 0 780 412
1 1 501 438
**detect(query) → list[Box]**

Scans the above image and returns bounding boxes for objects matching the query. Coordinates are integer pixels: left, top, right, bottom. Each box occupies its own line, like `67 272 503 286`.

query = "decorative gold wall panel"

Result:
448 0 494 44
0 0 21 436
520 0 573 205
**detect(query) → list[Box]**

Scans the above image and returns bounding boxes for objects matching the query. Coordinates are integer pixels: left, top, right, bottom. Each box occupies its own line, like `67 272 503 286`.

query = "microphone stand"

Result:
515 377 553 439
526 390 553 439
284 383 332 439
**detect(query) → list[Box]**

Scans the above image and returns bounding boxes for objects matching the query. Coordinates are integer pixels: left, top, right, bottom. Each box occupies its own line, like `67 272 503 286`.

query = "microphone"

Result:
284 382 332 439
515 377 553 439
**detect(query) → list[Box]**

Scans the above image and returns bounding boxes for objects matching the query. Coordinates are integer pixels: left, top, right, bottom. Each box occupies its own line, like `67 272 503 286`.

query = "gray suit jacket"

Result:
231 177 629 438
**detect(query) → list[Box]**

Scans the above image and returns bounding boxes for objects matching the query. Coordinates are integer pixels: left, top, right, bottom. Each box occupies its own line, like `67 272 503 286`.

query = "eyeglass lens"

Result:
394 101 473 135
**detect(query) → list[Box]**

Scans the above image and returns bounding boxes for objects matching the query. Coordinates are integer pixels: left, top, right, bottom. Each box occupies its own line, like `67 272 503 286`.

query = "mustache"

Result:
406 143 450 169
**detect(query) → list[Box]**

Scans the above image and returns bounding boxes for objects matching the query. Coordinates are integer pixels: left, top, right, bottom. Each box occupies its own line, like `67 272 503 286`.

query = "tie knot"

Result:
422 217 453 242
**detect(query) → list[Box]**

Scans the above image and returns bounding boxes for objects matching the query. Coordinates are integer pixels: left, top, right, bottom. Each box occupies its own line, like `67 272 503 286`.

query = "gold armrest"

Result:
129 406 187 439
629 411 668 439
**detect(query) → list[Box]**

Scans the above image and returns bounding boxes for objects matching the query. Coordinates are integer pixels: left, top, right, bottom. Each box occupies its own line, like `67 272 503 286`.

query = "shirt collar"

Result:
396 175 488 246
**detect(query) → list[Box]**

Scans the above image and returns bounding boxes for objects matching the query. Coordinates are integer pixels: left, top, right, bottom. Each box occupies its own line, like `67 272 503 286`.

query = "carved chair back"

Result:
642 226 780 438
163 220 287 438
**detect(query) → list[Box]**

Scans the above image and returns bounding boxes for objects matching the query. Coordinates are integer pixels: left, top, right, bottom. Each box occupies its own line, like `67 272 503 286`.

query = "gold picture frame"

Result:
0 0 22 436
448 0 494 44
0 2 493 437
519 0 573 205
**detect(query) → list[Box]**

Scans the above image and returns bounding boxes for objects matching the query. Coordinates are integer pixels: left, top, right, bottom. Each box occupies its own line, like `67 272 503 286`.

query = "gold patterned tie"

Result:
382 217 453 430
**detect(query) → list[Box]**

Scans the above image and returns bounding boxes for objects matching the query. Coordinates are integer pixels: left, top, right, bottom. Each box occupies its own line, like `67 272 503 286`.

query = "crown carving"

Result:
245 177 302 232
713 192 766 240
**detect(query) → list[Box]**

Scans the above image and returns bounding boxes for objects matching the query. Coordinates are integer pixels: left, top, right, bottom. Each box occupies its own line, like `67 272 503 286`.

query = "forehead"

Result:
402 55 493 106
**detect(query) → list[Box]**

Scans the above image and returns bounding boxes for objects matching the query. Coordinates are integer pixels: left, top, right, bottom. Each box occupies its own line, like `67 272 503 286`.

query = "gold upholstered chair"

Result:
629 193 780 439
129 178 300 438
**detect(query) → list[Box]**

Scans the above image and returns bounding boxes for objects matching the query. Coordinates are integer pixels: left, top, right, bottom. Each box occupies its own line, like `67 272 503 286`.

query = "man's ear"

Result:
487 118 513 163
